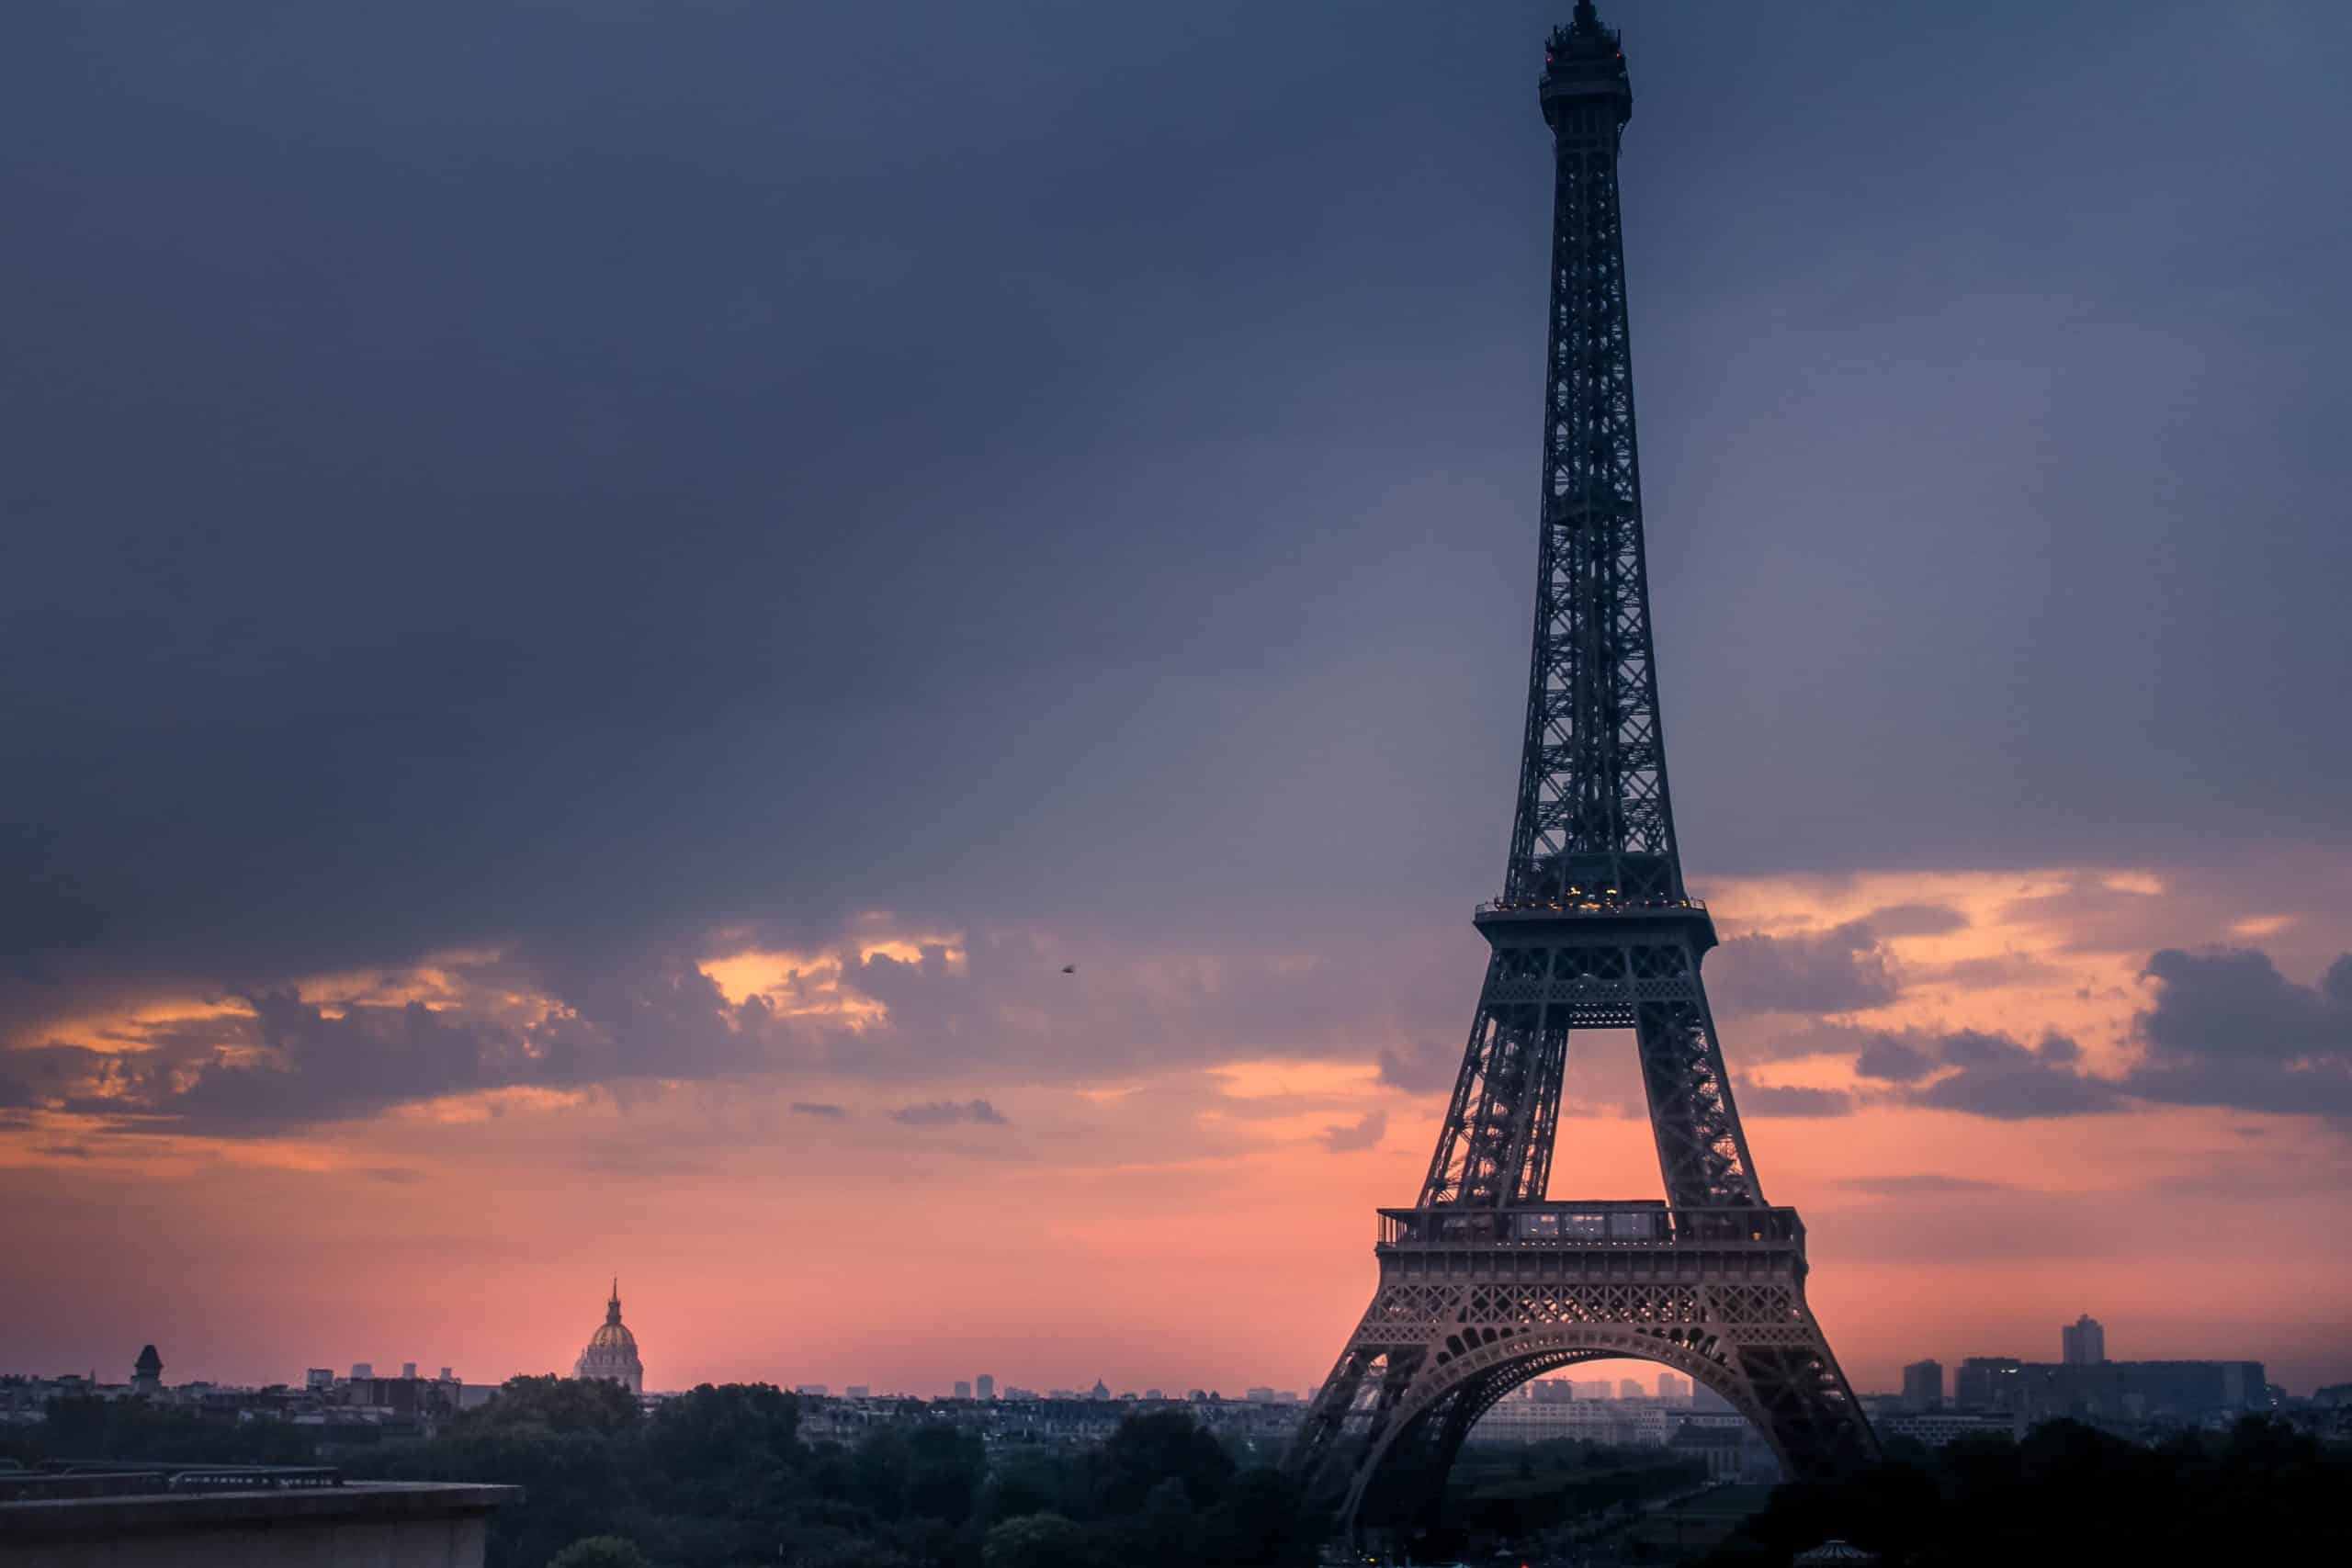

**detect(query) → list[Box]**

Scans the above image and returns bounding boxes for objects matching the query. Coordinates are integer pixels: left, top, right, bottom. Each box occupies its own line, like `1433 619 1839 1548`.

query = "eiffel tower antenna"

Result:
1289 3 1876 1540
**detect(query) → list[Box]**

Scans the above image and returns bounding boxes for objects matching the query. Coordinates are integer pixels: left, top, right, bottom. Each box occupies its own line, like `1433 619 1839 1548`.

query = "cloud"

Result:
1375 1043 1457 1094
1709 920 1897 1016
1319 1109 1387 1152
789 1101 849 1120
1860 903 1970 939
888 1099 1008 1127
1854 1035 1934 1083
1927 953 2066 990
2120 948 2352 1116
1833 1173 2017 1194
359 1166 426 1185
1910 1031 2125 1119
1738 1085 1852 1117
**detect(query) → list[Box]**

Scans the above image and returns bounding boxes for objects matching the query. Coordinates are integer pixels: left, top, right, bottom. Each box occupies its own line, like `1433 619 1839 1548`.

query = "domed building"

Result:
573 1279 644 1396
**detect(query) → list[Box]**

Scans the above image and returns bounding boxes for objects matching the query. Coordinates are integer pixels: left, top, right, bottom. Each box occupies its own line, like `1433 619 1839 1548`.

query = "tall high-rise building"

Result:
953 1380 973 1400
1656 1373 1690 1404
2062 1314 2106 1366
977 1373 995 1401
401 1361 418 1380
350 1362 373 1381
1619 1378 1645 1399
1903 1359 1944 1410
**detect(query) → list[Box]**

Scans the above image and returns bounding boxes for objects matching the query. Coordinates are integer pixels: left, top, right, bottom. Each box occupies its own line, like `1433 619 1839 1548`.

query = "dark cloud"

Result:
789 1101 849 1120
1375 1043 1458 1095
1710 921 1897 1016
1860 904 1970 939
1320 1109 1388 1153
1928 953 2066 991
1738 1085 1852 1118
2137 948 2352 1060
5 2 2350 1150
1833 1173 2016 1194
1854 1035 1934 1083
2120 948 2352 1116
1910 1032 2125 1120
888 1100 1008 1127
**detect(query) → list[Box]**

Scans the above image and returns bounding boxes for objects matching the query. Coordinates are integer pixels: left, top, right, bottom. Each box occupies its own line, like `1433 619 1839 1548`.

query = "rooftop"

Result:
0 1463 517 1546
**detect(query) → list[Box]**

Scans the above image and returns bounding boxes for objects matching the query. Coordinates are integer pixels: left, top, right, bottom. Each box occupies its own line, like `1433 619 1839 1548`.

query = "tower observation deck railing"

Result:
1377 1201 1801 1251
1474 896 1709 919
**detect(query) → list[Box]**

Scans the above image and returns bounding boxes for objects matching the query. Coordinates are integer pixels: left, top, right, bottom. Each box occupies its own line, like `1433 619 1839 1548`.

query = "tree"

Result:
982 1513 1091 1568
1096 1412 1234 1512
902 1424 988 1524
547 1538 652 1568
467 1375 640 1437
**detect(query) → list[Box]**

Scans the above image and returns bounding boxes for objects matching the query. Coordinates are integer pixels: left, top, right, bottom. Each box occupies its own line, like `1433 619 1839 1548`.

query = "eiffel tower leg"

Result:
1289 1224 1877 1540
1628 941 1760 1210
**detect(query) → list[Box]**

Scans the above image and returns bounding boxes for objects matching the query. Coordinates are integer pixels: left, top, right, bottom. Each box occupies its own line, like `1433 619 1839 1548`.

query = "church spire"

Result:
606 1277 622 1325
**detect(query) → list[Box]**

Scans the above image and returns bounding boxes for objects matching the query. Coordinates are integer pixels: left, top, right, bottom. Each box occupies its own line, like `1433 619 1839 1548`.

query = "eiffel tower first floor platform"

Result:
1287 1200 1876 1540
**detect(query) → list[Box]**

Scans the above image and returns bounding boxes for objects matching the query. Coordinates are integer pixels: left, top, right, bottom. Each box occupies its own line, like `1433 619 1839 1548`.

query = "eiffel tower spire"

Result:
1289 6 1875 1539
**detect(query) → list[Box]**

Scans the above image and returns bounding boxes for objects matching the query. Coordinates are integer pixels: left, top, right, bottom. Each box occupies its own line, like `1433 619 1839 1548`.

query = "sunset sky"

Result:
5 1 2350 1403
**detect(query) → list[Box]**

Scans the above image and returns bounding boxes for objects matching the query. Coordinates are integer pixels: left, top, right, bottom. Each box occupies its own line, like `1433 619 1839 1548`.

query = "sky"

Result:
4 0 2350 1402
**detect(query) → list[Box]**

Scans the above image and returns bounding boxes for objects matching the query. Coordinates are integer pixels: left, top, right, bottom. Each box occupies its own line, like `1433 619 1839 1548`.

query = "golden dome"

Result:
574 1279 644 1394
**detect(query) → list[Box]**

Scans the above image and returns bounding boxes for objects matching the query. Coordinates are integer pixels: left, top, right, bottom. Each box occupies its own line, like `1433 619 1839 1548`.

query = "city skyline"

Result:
6 0 2352 1406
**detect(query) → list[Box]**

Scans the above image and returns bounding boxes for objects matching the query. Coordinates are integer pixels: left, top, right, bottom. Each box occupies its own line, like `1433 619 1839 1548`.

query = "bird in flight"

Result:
1060 964 1077 975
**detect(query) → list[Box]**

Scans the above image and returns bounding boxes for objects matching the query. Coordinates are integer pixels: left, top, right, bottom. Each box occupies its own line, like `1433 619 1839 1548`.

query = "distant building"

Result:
1902 1359 1944 1410
1572 1379 1613 1400
1668 1422 1744 1481
1619 1378 1645 1399
1245 1387 1276 1404
130 1346 162 1398
401 1362 418 1380
845 1385 871 1399
1876 1410 2017 1448
1954 1357 2022 1411
796 1384 829 1397
1476 1396 1668 1446
305 1369 334 1392
572 1280 644 1397
350 1363 373 1381
1657 1373 1690 1404
1143 1387 1162 1400
1955 1354 2263 1421
953 1381 973 1399
978 1374 996 1401
2063 1314 2106 1366
1089 1380 1110 1401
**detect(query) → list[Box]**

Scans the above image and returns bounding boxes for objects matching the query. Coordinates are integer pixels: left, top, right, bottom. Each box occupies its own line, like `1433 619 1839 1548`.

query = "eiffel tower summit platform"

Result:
1287 2 1876 1539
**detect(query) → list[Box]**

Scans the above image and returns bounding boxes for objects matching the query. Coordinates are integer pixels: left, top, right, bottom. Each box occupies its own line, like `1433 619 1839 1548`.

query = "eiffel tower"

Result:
1289 3 1876 1537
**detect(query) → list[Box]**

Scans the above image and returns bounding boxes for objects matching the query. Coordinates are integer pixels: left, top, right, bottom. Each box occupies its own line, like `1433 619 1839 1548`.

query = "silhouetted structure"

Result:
129 1346 162 1398
1287 3 1873 1540
572 1279 644 1396
2062 1314 2106 1365
1902 1359 1943 1410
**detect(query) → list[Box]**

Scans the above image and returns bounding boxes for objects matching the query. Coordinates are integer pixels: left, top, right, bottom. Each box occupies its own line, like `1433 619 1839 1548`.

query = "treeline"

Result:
1446 1438 1704 1538
8 1378 1320 1568
1702 1415 2351 1566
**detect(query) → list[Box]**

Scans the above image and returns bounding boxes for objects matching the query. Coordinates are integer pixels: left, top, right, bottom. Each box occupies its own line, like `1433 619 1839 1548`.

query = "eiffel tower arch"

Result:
1288 3 1876 1539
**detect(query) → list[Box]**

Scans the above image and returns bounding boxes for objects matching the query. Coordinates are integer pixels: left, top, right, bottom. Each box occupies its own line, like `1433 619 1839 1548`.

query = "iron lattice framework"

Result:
1289 4 1876 1540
